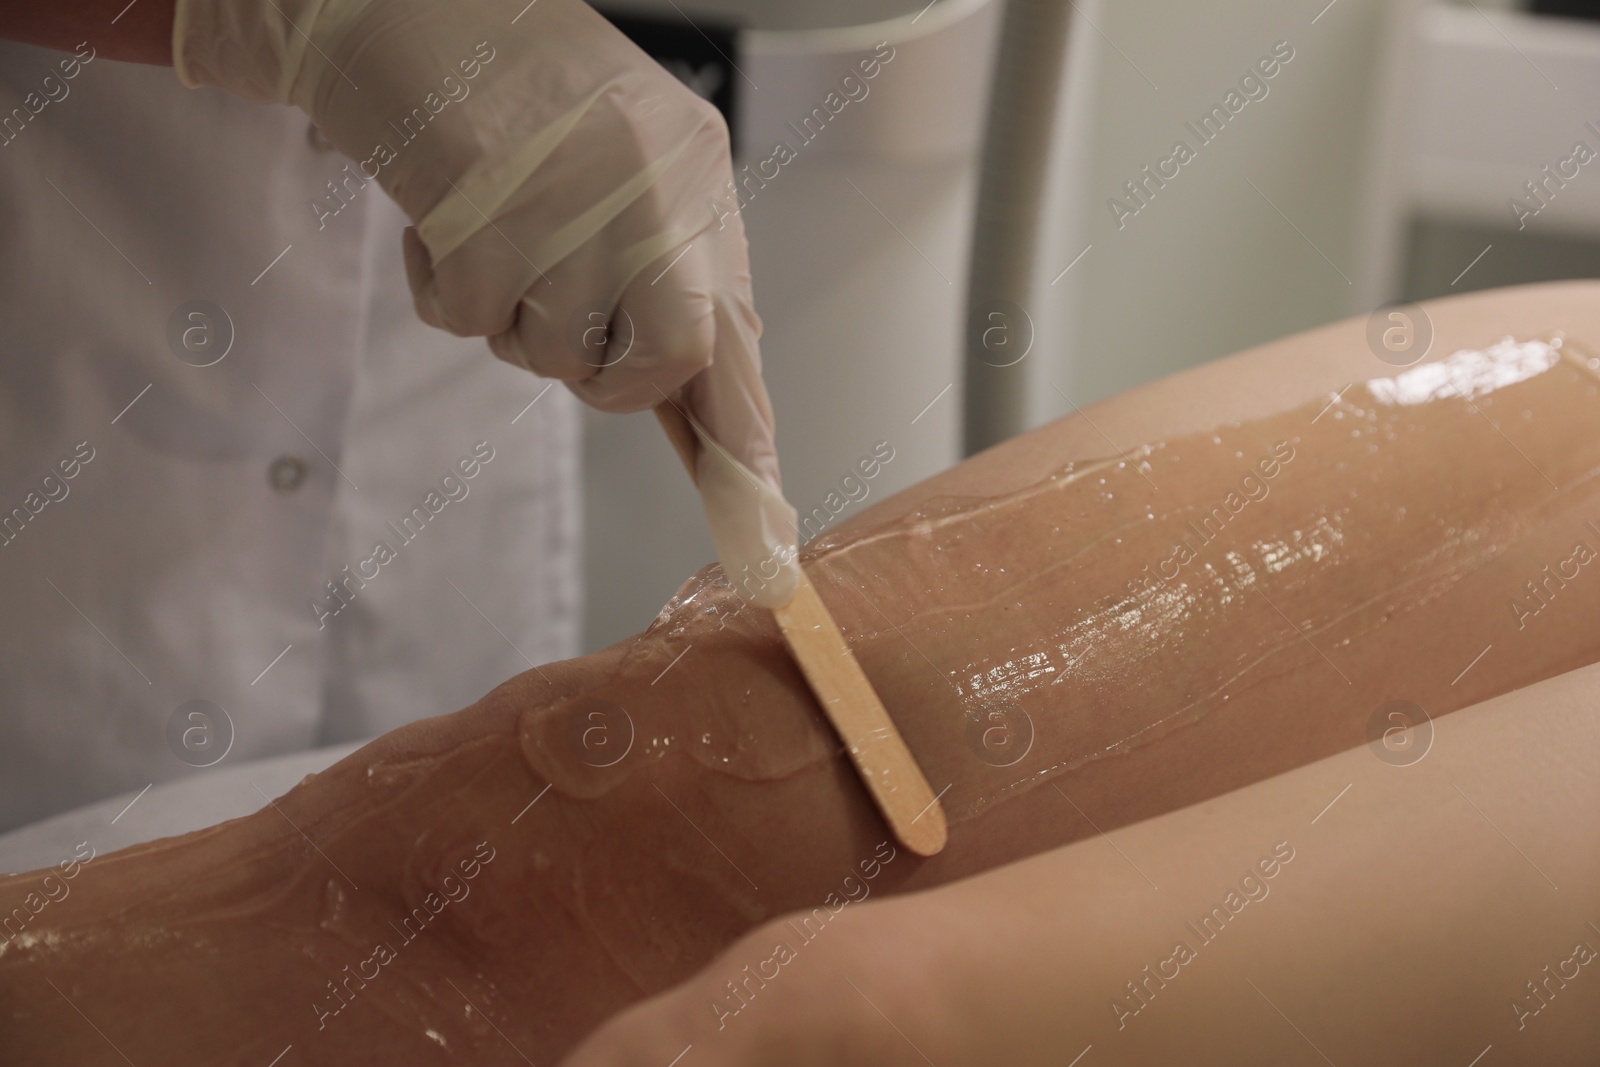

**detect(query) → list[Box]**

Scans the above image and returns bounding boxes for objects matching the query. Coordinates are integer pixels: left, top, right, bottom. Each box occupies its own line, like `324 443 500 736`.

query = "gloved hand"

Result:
172 0 799 605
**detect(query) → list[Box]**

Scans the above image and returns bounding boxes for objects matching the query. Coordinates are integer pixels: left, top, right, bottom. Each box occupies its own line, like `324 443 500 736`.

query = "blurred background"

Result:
583 0 1600 650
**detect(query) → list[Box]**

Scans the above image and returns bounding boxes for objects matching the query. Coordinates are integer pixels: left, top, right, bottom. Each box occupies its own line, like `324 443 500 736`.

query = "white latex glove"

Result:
172 0 799 606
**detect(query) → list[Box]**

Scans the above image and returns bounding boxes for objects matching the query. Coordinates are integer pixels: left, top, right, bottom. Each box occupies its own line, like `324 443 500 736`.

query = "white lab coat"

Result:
0 45 580 834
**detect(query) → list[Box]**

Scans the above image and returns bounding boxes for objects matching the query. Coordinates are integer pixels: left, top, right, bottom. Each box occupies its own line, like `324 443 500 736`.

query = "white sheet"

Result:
0 742 360 876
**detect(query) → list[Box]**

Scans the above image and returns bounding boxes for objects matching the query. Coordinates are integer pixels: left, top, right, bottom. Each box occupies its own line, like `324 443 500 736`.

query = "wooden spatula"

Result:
654 402 948 856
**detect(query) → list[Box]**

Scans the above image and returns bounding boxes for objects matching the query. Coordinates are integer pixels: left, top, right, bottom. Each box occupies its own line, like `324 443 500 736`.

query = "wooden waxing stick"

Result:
653 402 948 857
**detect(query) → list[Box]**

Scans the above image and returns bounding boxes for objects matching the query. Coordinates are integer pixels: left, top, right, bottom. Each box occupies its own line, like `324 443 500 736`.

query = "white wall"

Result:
1037 0 1393 423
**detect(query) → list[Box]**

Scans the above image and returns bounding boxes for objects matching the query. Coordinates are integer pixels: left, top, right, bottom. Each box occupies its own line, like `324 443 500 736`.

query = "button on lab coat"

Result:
0 44 580 834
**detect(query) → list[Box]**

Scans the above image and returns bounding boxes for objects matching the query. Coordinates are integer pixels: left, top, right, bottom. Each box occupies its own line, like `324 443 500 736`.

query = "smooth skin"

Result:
0 0 177 63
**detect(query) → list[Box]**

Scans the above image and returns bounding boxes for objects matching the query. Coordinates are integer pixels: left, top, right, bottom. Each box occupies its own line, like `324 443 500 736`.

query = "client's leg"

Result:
561 660 1600 1067
3 282 1599 1065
